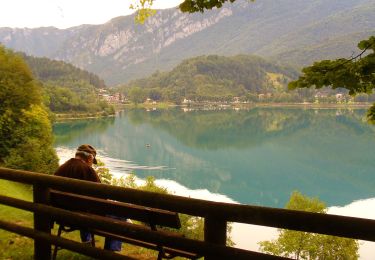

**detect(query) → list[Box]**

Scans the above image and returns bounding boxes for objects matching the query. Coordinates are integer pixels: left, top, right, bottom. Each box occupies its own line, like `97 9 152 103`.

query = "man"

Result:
54 144 99 182
54 144 122 251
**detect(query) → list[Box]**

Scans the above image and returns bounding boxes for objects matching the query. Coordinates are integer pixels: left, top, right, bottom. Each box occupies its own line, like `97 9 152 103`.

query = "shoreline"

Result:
52 102 371 121
54 113 117 122
183 102 372 109
251 102 372 109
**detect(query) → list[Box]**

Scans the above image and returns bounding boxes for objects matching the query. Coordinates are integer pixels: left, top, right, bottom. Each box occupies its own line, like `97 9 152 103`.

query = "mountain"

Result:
122 55 299 102
0 0 374 85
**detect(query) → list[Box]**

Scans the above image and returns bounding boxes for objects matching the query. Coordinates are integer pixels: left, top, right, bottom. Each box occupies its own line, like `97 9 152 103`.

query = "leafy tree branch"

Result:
289 36 375 122
130 0 246 23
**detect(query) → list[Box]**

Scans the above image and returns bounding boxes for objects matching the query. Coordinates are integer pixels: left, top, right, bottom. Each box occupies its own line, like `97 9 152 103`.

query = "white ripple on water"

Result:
55 147 375 259
55 147 169 176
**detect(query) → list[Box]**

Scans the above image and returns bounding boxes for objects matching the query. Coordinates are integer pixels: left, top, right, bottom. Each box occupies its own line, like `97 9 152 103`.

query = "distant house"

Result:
182 98 192 104
314 91 328 98
183 107 193 112
145 98 157 104
233 97 240 103
100 92 123 103
314 91 328 102
258 93 272 100
335 93 345 102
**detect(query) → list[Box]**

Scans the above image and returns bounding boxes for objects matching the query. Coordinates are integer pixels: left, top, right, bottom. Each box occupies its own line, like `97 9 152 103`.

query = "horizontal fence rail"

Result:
0 194 279 259
1 167 375 260
0 219 134 260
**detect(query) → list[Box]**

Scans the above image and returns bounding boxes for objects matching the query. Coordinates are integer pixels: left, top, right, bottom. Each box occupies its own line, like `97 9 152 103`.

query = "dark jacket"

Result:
54 158 100 183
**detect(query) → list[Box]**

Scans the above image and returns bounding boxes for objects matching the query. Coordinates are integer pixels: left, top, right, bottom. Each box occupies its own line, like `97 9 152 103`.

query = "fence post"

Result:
33 184 51 260
204 215 227 260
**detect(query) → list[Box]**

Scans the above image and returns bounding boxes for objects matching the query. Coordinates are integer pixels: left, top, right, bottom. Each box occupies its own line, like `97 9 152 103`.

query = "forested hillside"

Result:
22 54 113 114
22 54 106 88
121 55 300 103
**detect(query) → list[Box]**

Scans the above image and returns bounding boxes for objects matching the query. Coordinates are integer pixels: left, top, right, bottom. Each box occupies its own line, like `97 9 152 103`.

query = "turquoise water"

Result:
53 108 375 208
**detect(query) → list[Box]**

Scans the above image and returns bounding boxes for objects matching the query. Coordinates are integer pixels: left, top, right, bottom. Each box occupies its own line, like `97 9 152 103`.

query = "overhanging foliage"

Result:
289 36 375 122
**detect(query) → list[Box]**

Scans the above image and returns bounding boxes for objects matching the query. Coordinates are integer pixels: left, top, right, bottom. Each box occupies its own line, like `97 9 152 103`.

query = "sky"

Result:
0 0 183 29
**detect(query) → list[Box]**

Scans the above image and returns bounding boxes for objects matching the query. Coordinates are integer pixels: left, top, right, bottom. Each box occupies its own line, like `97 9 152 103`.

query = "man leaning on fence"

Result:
54 144 122 251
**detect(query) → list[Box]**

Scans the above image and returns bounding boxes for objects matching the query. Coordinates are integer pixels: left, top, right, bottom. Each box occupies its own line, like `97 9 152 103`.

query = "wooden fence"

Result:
0 167 375 259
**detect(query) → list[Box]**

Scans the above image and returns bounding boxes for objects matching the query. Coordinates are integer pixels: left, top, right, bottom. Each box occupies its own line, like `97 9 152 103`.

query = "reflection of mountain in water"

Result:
127 109 304 149
53 109 375 208
53 117 115 145
127 108 372 149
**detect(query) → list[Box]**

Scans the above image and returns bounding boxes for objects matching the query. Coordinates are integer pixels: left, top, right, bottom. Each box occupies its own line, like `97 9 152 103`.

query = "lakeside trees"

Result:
259 191 359 259
0 45 58 173
128 86 147 105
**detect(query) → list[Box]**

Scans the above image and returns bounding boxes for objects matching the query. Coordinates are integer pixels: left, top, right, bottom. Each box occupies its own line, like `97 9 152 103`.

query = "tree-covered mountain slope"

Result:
21 53 112 114
122 55 299 102
22 54 106 89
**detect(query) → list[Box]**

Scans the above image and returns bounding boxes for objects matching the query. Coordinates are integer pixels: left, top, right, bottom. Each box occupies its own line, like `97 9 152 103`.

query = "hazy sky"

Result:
0 0 183 29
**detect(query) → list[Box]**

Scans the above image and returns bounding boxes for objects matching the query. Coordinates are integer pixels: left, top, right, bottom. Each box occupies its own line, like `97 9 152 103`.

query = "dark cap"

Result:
77 144 97 164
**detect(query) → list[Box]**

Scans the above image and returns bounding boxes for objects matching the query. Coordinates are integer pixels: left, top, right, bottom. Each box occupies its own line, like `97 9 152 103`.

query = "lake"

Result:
53 107 375 258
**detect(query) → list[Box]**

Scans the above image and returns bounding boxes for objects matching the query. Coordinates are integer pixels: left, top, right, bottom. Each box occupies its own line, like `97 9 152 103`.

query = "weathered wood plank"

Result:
205 216 227 260
50 190 181 228
0 219 134 260
33 185 51 260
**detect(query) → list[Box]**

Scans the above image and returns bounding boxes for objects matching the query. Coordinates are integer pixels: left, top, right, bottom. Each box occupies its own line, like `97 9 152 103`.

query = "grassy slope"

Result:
0 180 34 259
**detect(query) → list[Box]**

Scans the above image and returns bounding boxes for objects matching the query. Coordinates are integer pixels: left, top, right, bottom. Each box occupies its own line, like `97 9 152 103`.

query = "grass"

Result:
0 180 34 259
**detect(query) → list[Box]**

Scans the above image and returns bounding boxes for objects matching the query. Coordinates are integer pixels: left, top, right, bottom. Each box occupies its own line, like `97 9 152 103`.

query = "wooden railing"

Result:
0 167 375 260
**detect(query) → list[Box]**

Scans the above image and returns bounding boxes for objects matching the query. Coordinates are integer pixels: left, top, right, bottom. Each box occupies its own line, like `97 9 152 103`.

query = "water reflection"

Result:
53 117 115 145
53 108 375 208
127 108 371 149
